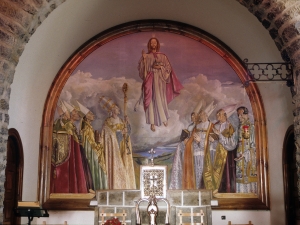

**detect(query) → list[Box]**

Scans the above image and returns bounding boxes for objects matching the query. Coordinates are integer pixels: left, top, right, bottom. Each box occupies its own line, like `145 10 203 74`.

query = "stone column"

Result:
0 0 65 222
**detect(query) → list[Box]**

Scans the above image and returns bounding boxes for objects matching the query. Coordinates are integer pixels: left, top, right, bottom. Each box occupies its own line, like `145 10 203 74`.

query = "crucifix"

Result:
135 149 170 225
148 148 156 166
149 173 158 195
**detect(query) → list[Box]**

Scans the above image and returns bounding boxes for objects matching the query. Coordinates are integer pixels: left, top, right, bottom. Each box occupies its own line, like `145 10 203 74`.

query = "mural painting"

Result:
50 31 257 196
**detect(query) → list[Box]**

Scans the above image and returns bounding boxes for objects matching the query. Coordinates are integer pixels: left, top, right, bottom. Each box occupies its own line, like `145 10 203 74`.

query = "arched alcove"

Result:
38 20 269 210
3 128 24 224
282 125 300 225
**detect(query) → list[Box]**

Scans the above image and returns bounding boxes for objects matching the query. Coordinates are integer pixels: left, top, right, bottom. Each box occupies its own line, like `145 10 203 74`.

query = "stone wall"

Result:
0 0 65 223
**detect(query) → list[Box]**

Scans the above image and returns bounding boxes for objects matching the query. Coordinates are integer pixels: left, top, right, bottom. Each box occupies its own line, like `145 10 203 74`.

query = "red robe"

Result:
141 52 183 111
51 135 88 193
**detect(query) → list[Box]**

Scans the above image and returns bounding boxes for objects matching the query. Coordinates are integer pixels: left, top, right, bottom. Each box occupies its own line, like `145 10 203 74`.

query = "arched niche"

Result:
39 20 269 210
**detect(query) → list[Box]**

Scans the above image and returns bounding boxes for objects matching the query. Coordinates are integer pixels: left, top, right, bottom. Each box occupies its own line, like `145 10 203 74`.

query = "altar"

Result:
94 189 212 225
94 164 213 225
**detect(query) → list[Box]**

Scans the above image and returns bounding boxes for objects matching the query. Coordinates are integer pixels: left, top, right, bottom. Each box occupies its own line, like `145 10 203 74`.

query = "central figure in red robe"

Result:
138 37 183 132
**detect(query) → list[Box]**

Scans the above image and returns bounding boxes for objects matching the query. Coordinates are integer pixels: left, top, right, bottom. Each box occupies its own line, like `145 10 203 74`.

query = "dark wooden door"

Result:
283 125 300 225
3 129 23 225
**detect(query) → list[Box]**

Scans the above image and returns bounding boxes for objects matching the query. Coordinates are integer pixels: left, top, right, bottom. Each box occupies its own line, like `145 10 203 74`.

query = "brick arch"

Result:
238 0 300 64
0 0 300 222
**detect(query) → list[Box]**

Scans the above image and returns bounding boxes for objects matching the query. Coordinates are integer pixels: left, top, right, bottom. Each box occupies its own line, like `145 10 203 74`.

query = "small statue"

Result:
147 195 158 225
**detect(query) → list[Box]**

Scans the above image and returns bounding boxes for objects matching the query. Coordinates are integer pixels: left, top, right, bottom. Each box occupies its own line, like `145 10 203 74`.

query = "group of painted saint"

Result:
169 102 257 194
50 96 257 195
50 97 136 193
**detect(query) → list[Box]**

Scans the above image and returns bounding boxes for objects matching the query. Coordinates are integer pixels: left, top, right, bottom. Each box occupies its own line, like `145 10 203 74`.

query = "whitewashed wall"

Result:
9 0 292 224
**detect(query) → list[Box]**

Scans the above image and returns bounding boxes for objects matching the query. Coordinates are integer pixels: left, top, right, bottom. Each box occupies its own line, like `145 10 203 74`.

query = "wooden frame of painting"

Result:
38 20 269 210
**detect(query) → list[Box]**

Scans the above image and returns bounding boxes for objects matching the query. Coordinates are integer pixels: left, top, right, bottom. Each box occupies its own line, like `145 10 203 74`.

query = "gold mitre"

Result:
56 101 64 116
56 100 69 118
99 96 116 112
61 100 68 112
204 101 216 117
63 100 80 114
193 100 203 114
76 100 90 116
57 100 67 114
222 104 237 118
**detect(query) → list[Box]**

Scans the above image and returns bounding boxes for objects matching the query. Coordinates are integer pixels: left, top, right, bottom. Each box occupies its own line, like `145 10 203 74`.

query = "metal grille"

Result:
243 59 293 87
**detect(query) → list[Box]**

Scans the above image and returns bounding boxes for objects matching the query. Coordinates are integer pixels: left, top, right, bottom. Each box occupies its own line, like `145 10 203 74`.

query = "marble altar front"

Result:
94 189 212 225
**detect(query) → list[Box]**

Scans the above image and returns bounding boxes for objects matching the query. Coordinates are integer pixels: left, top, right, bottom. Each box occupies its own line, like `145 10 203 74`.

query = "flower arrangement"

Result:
103 217 122 225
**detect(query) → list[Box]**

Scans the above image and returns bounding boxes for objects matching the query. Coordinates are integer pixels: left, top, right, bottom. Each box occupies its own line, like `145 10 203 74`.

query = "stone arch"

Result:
238 1 300 65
